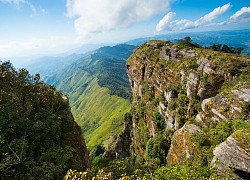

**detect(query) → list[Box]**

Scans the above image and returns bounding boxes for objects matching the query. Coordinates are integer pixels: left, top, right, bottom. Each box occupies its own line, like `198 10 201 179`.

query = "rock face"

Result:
212 129 250 179
125 40 250 170
66 121 91 170
167 124 200 165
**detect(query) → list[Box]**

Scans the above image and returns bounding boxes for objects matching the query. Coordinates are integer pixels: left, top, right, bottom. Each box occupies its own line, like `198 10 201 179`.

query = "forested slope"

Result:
0 61 90 179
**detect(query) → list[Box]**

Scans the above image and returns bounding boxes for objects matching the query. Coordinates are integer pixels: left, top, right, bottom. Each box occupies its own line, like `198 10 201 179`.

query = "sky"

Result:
0 0 250 58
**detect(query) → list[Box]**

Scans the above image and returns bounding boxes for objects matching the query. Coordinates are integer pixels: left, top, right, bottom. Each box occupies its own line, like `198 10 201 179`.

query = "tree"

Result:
0 61 87 179
184 36 191 43
221 44 234 53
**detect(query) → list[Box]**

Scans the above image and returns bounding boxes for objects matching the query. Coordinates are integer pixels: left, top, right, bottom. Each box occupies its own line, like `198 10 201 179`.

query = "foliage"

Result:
0 61 85 179
152 111 165 131
44 44 135 157
72 79 131 150
153 161 218 180
178 37 201 48
145 131 172 166
206 44 244 55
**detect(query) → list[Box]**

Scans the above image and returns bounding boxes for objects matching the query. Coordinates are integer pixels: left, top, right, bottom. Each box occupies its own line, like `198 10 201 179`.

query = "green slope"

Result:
44 44 136 150
71 78 131 148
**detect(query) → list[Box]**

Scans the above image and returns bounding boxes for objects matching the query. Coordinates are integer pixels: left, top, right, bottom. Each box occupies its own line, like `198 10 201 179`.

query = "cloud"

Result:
0 0 46 15
0 0 25 4
156 3 232 31
229 6 250 23
156 12 176 31
208 6 250 26
66 0 172 40
0 39 40 57
0 36 80 58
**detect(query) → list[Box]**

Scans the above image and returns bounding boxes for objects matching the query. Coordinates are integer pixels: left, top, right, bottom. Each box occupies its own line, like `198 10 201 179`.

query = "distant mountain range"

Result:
126 29 250 55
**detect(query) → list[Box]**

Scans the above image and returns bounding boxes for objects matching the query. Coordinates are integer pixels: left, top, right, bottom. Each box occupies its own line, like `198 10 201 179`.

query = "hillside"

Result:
44 44 136 154
0 61 90 179
125 40 250 178
68 39 250 179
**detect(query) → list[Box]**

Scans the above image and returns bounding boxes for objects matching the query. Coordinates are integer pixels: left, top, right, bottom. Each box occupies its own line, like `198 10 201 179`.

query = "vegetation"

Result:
44 44 135 158
177 36 201 48
72 78 130 149
0 61 88 179
177 37 244 55
3 39 250 179
206 44 244 55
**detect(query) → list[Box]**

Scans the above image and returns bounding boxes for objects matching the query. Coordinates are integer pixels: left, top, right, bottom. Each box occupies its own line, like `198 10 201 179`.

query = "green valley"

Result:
44 44 136 152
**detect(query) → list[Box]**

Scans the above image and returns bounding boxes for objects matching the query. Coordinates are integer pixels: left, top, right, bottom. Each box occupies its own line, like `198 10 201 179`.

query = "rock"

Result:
201 98 212 112
186 72 199 98
164 90 178 102
232 88 250 102
180 49 196 60
157 102 175 130
111 113 133 158
170 45 181 62
211 108 227 121
211 129 250 179
160 45 170 60
167 124 201 165
197 58 215 75
126 40 250 164
198 87 249 126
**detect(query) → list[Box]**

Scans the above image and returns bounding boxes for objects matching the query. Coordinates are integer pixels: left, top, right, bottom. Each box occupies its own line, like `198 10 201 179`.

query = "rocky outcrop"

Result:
104 113 133 159
126 40 249 157
195 86 250 125
114 113 133 158
125 40 250 168
211 129 250 179
66 121 91 170
167 124 200 165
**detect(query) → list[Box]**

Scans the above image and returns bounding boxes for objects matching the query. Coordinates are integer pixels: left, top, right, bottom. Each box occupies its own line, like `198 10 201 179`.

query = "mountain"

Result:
25 53 87 80
44 44 136 156
64 39 250 179
126 29 250 55
0 61 90 179
125 40 250 178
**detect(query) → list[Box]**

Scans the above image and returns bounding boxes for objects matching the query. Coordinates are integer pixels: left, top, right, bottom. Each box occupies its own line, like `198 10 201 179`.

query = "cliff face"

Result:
126 40 250 176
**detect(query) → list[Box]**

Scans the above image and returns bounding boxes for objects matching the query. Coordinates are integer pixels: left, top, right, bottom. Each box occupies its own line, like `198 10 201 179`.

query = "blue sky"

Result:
0 0 250 58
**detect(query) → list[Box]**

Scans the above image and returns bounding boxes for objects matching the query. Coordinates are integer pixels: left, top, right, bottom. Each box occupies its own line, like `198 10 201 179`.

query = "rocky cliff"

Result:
125 40 250 178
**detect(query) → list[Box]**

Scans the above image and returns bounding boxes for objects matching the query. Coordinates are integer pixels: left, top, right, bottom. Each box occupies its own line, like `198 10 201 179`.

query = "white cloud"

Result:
0 39 40 57
208 6 250 26
0 36 80 58
0 0 47 15
195 3 232 25
156 3 232 31
66 0 172 40
0 0 25 4
229 6 250 23
156 12 176 31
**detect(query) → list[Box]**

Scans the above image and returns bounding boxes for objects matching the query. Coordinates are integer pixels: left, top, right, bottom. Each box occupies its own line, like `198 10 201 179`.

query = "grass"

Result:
71 78 131 148
44 44 135 150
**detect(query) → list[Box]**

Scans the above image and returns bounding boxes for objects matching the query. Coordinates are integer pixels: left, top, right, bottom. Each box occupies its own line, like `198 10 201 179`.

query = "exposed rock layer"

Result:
125 40 250 173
